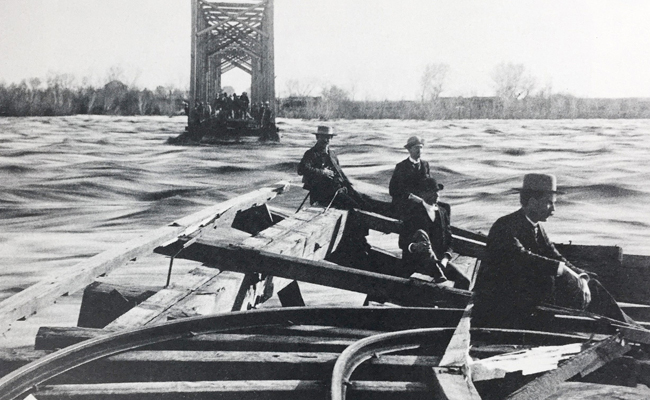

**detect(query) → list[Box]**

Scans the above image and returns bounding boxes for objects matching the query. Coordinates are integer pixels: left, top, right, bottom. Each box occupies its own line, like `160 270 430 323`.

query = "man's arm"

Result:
487 218 561 277
389 163 404 198
298 150 331 177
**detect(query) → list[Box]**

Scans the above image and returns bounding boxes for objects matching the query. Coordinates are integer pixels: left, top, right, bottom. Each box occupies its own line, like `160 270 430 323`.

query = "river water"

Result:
1 116 650 303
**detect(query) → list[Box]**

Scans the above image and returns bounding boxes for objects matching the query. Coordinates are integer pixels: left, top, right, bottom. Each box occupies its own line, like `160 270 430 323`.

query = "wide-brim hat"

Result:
404 136 424 149
313 125 336 136
514 173 565 194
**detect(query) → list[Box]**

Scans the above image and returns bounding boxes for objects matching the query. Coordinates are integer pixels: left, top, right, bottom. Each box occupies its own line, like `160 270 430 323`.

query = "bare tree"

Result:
284 79 316 97
106 65 125 84
419 63 449 102
491 62 536 100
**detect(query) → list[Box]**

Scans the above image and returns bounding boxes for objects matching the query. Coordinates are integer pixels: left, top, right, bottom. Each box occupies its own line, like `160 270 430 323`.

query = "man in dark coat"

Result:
297 126 368 210
398 177 452 283
472 173 632 330
389 136 431 219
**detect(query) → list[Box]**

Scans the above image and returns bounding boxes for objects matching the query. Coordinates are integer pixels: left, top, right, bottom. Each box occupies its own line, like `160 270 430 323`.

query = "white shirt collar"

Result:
408 156 420 164
421 201 439 222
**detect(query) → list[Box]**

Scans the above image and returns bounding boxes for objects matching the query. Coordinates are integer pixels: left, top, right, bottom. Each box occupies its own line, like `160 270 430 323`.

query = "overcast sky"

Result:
1 0 650 100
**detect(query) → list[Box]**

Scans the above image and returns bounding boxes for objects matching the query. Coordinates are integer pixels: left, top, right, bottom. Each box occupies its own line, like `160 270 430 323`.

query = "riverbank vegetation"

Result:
0 73 186 117
3 63 650 119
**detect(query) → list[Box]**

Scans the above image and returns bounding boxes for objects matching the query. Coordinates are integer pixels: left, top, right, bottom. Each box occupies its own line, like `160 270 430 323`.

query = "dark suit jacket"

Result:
399 201 452 274
389 158 430 218
472 208 585 328
297 145 349 205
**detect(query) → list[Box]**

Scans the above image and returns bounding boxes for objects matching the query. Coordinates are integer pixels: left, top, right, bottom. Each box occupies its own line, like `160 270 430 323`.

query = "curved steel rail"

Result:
330 327 592 400
0 306 463 400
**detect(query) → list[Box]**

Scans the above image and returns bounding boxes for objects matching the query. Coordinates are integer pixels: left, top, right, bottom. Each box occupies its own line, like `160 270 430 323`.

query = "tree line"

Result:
0 73 187 117
4 63 650 119
277 62 650 119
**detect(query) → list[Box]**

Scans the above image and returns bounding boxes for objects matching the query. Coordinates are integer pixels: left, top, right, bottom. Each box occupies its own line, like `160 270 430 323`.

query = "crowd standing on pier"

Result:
190 91 274 127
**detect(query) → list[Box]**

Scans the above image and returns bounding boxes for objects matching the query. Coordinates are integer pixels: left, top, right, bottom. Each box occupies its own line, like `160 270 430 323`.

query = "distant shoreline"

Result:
3 79 650 119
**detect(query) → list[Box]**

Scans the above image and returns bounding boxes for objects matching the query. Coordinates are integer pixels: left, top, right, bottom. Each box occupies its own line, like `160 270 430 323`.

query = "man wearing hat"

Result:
472 173 632 329
298 126 366 209
389 136 431 219
398 176 453 283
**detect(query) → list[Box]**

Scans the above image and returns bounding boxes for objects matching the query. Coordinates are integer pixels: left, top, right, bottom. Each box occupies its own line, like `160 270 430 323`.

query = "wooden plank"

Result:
547 382 650 400
105 267 221 330
183 239 471 308
433 301 480 400
77 282 157 328
471 342 583 382
230 208 346 310
0 182 288 334
440 303 473 367
451 234 486 259
34 327 360 352
103 350 440 368
27 351 412 384
431 367 481 400
26 380 431 397
506 335 631 400
353 209 402 234
152 270 247 322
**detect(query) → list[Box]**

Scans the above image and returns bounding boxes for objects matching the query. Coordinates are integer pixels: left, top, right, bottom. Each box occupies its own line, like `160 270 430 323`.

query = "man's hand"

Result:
410 241 431 254
579 277 591 309
558 262 591 309
322 168 336 179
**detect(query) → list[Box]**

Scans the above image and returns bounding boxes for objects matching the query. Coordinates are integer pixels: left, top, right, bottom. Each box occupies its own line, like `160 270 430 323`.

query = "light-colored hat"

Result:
404 136 425 149
515 173 564 194
314 125 336 136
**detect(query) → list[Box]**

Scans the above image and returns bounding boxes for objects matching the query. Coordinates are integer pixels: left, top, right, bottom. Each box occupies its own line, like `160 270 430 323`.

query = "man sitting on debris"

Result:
472 173 634 330
389 136 431 219
298 126 370 210
398 177 453 283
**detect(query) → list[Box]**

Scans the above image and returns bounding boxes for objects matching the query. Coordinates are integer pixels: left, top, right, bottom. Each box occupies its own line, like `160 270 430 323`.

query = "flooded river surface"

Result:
1 115 650 302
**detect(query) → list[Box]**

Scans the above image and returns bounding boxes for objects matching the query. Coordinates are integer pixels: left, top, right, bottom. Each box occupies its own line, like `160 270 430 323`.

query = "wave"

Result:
484 128 502 134
137 188 200 202
567 183 643 199
0 164 33 173
533 147 611 155
503 148 527 156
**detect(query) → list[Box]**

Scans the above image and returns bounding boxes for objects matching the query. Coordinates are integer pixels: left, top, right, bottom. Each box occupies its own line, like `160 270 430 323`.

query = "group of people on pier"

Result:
298 125 634 330
189 92 274 128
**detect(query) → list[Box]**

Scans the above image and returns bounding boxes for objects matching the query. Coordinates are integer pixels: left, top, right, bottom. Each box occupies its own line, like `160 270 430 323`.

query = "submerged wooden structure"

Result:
186 0 277 141
2 183 650 398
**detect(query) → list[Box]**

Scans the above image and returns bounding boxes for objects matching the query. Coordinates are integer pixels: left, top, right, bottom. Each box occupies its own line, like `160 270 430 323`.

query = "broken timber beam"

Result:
178 239 471 308
506 334 631 400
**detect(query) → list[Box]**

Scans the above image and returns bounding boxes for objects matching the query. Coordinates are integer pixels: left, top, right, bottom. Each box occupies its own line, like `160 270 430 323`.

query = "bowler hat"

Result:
313 126 336 136
515 173 564 194
404 136 425 149
419 176 444 192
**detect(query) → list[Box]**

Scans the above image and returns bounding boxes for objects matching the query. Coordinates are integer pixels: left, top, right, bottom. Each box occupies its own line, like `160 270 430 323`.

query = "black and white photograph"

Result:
1 1 650 398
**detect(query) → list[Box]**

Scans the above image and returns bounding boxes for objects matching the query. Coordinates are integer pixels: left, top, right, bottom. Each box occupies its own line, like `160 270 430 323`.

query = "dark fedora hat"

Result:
313 125 336 136
514 173 565 194
404 136 424 149
419 176 444 192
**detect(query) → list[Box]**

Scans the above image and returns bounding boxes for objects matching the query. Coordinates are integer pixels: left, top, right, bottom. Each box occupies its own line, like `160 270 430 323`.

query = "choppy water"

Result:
1 115 650 302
